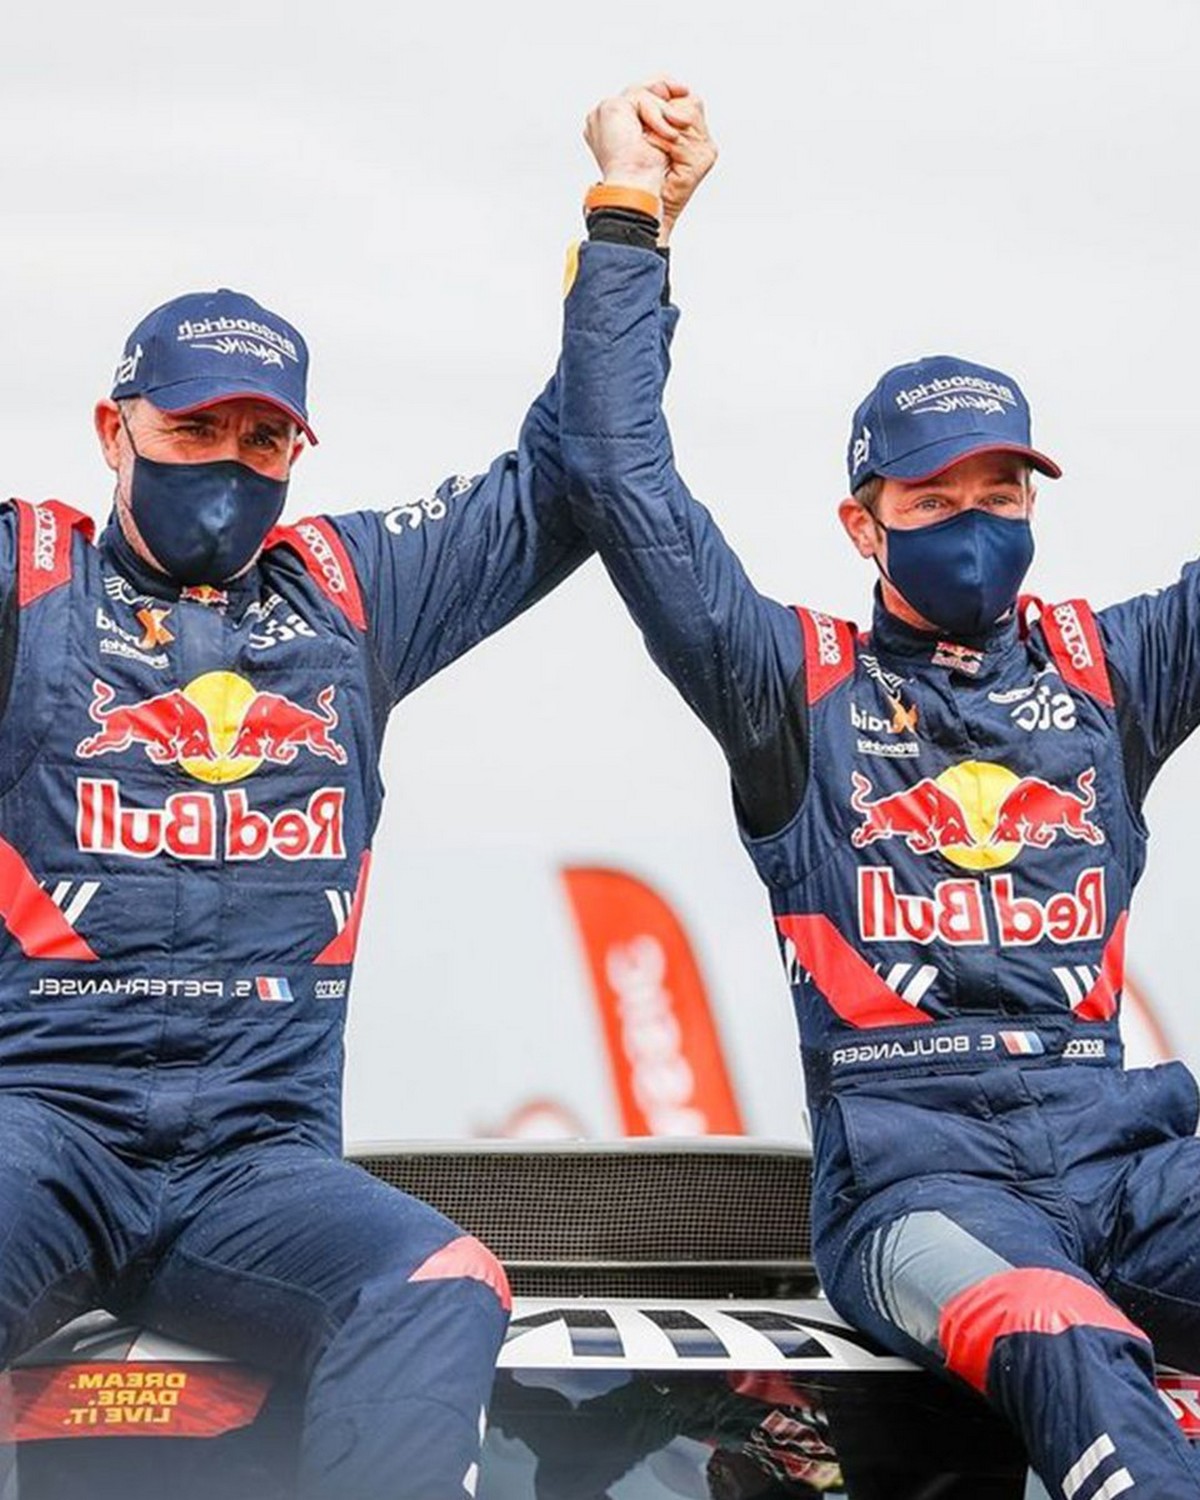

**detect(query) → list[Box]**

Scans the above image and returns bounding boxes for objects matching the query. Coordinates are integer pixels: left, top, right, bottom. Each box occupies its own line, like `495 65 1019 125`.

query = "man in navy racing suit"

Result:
0 130 707 1498
561 86 1200 1497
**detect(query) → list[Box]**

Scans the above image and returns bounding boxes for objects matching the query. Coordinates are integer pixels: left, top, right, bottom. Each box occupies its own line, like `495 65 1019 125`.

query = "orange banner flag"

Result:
561 866 745 1137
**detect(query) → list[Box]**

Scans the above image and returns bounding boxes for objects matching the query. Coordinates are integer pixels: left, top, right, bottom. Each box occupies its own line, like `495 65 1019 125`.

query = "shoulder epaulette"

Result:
793 607 858 703
264 517 366 632
11 499 93 607
1021 594 1114 708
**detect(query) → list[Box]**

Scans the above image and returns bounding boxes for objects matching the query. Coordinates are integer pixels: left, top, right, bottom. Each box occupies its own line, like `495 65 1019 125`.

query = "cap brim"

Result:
142 379 317 445
878 438 1060 483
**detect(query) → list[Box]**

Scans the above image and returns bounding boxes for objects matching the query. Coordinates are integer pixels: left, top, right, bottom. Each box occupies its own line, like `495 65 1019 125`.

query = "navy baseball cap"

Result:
847 354 1059 490
110 288 316 444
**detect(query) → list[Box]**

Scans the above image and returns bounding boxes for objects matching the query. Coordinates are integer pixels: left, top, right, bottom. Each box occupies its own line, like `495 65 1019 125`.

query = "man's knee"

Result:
303 1230 509 1451
407 1234 511 1313
939 1268 1149 1393
324 1231 510 1375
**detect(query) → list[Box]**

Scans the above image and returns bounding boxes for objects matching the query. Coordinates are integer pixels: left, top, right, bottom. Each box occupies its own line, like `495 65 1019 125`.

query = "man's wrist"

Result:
588 177 662 215
586 206 660 253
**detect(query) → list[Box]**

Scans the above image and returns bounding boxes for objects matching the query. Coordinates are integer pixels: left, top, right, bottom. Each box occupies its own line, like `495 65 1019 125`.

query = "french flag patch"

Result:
1000 1029 1044 1056
256 976 294 1003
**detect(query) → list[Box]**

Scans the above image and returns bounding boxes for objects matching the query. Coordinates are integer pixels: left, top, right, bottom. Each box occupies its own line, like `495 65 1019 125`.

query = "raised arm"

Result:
329 359 587 707
328 83 720 708
1096 563 1200 804
560 91 807 829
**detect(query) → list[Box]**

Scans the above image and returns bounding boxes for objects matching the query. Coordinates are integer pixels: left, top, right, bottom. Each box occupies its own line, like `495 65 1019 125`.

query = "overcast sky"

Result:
5 0 1200 1142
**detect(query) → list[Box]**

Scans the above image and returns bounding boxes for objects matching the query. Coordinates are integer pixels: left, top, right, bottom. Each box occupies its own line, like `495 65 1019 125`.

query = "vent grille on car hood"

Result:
347 1139 816 1298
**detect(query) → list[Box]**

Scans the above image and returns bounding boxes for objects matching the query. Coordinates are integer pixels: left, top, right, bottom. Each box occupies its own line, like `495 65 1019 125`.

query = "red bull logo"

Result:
850 774 974 856
858 865 1106 947
77 683 218 766
73 673 349 862
179 585 228 607
851 759 1108 947
990 770 1103 848
76 673 347 783
850 761 1104 871
76 780 345 862
228 686 346 767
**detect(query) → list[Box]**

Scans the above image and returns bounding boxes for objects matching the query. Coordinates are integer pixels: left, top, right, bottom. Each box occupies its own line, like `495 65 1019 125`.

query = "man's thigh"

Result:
133 1146 471 1373
0 1094 150 1362
821 1172 1099 1375
1104 1133 1200 1368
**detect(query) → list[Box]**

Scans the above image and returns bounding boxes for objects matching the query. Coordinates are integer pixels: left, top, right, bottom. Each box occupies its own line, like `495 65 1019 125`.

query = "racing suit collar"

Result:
99 511 262 610
868 585 1022 678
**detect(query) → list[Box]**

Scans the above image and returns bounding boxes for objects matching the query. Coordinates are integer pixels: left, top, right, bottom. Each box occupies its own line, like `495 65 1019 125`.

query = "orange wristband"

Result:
583 182 661 220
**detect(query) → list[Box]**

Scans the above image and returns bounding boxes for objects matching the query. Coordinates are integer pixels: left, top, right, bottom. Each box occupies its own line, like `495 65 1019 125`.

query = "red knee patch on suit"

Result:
409 1235 511 1311
939 1267 1147 1393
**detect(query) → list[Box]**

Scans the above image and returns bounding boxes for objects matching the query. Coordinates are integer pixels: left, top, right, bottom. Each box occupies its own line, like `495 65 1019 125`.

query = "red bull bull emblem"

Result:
850 763 1103 867
77 682 218 766
852 760 1107 947
850 773 975 856
73 673 348 862
77 674 347 776
179 585 228 607
931 641 984 675
227 686 346 767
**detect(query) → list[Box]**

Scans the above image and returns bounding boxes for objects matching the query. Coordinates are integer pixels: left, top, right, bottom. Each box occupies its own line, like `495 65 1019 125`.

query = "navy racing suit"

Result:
561 240 1200 1498
0 340 608 1499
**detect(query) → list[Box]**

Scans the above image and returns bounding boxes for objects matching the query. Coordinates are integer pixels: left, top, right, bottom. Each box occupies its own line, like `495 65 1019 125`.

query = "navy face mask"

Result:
882 508 1035 638
122 421 288 585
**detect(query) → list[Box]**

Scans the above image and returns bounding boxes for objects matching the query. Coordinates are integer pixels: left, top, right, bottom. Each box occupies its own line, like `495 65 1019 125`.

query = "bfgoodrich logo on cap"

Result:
893 373 1017 418
111 288 316 443
176 314 300 369
846 353 1060 488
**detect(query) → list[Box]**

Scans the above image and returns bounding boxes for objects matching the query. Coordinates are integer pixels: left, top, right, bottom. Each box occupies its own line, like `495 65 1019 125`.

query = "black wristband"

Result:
586 207 659 253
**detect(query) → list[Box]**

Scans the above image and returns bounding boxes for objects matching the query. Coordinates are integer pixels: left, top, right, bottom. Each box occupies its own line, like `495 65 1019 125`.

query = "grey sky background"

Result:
4 1 1199 1142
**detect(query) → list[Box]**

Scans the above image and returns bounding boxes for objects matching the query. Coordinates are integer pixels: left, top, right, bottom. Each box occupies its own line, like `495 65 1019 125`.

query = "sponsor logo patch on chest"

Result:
94 609 169 670
987 670 1078 732
857 865 1106 947
76 674 346 779
849 761 1104 870
75 779 346 862
70 672 353 862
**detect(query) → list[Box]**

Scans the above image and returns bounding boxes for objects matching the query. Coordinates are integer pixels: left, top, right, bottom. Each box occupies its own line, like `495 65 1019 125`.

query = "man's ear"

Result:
94 399 124 472
838 496 881 559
